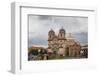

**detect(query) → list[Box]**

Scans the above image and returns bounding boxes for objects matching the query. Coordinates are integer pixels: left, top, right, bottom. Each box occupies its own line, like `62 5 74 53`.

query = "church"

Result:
47 28 81 57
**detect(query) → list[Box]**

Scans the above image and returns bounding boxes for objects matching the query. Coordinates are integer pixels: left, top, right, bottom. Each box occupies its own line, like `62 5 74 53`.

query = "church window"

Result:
49 35 51 38
61 33 62 37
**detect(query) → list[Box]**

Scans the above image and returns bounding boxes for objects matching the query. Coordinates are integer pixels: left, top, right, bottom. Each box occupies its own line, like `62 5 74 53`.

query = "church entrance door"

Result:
65 47 69 56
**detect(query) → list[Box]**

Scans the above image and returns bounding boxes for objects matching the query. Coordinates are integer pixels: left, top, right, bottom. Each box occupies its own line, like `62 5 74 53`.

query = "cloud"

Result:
28 15 88 47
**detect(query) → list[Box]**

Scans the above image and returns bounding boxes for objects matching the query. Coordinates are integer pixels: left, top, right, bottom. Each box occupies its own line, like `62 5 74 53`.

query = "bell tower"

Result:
48 29 55 48
48 29 55 40
58 27 66 39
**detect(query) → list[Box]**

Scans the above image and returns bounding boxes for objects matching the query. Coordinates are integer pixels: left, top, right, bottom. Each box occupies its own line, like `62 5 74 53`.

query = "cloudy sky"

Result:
28 15 88 48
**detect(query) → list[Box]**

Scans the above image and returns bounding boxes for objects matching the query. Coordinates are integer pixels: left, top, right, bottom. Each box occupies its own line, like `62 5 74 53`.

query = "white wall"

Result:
0 0 100 76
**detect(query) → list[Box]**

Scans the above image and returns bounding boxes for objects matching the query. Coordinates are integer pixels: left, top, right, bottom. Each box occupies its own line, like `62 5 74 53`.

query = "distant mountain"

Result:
28 37 48 48
28 32 88 48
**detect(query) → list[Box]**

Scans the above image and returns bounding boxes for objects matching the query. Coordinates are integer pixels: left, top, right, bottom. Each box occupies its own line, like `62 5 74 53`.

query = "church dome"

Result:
49 29 55 34
59 27 65 33
66 33 74 39
66 33 80 46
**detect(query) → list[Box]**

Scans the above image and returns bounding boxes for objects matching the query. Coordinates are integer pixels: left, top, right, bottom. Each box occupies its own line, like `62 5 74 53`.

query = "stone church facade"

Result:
47 28 81 57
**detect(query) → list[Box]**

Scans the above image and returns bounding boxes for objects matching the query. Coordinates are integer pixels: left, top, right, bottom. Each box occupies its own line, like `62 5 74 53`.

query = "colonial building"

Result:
47 28 81 57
